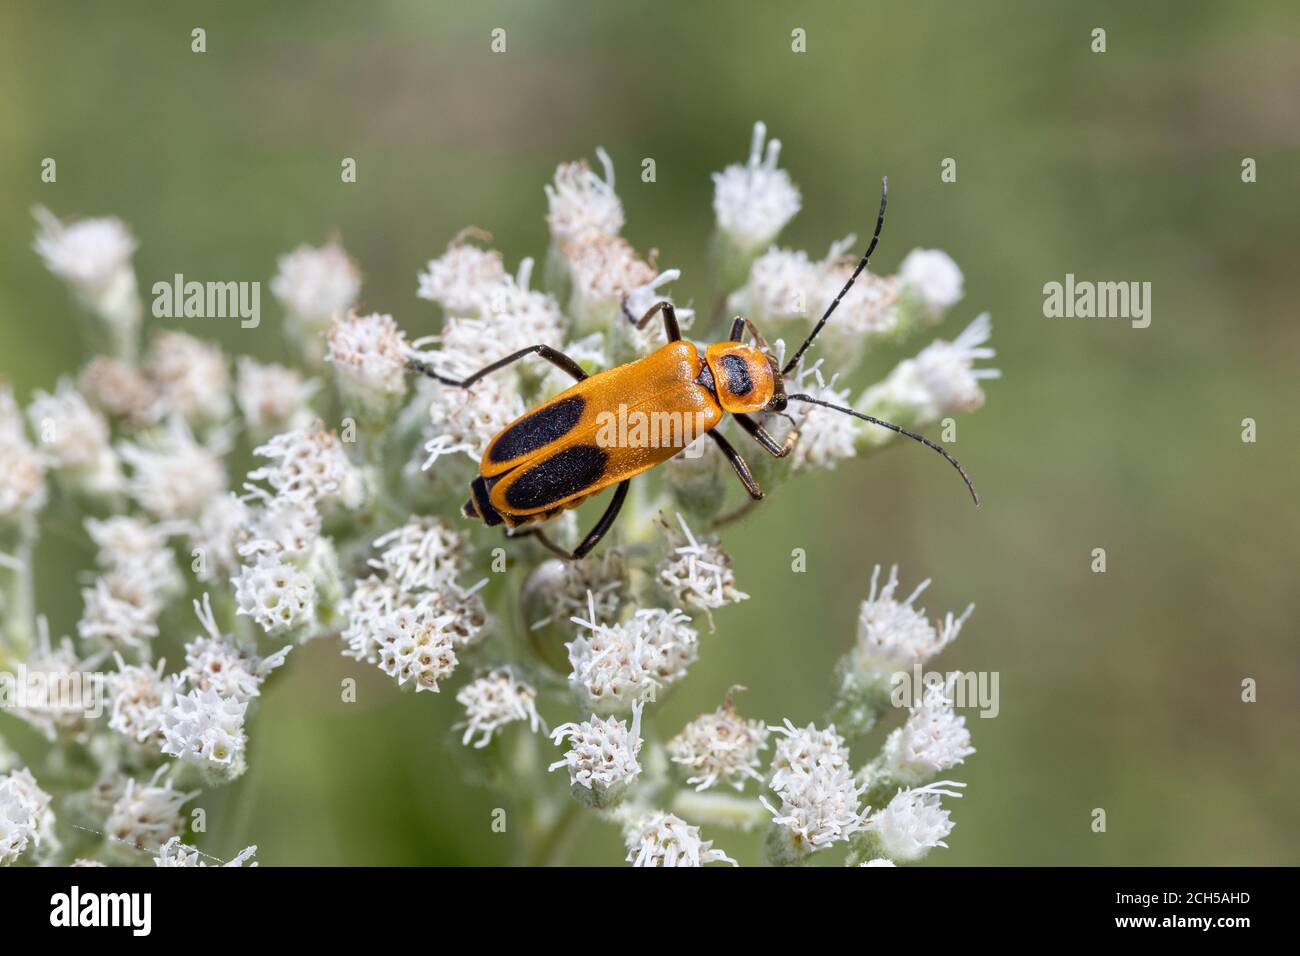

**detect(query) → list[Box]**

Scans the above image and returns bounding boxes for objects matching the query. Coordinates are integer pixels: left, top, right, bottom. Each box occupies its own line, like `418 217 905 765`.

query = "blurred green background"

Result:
2 1 1297 865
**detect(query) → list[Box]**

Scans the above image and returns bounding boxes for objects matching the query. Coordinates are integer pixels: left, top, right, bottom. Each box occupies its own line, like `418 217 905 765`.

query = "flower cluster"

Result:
761 720 870 860
566 597 699 714
2 121 995 867
833 564 975 735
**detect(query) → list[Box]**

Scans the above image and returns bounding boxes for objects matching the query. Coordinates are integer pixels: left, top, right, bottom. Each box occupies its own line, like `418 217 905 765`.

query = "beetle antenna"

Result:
786 392 979 506
782 177 888 375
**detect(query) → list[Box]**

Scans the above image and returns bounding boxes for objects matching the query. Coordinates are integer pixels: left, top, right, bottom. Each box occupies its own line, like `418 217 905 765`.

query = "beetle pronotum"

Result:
408 178 978 559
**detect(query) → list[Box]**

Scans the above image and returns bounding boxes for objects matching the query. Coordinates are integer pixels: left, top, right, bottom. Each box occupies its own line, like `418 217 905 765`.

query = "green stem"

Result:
528 799 584 867
0 518 38 658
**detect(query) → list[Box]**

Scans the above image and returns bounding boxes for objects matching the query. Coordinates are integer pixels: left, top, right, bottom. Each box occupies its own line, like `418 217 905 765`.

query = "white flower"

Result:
625 812 737 867
238 492 321 560
455 669 543 748
26 380 120 490
728 247 820 325
107 657 174 748
524 550 628 630
105 774 195 854
78 576 160 654
86 515 183 601
348 580 484 663
154 836 258 867
879 684 975 785
712 122 801 254
33 208 137 287
898 248 964 315
856 313 1000 439
545 148 623 247
657 514 748 617
668 694 769 791
182 594 291 702
233 553 317 637
8 624 105 741
548 701 643 806
761 720 869 853
813 245 901 341
118 417 227 522
235 357 320 438
868 780 965 862
910 312 999 413
248 422 364 509
33 207 141 344
787 369 859 472
432 258 567 372
369 517 466 593
0 386 47 522
369 600 459 693
272 240 361 355
478 258 566 344
730 238 899 353
340 575 402 662
78 356 158 428
416 236 507 316
143 331 232 428
160 686 249 780
420 586 489 649
859 858 897 867
562 235 657 333
618 268 697 353
421 375 525 465
0 768 57 865
845 565 973 676
326 311 410 415
185 493 247 585
567 597 699 714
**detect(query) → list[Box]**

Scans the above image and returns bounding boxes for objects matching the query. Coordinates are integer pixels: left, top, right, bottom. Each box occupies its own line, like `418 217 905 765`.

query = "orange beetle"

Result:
408 179 977 559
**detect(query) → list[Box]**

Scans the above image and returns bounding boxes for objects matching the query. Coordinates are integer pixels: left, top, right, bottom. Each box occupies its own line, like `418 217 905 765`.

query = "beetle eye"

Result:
770 396 787 412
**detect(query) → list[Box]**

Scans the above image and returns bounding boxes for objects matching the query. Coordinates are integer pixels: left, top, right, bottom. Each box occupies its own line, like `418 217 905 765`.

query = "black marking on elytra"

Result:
469 474 503 526
720 354 753 396
488 395 586 464
504 445 609 511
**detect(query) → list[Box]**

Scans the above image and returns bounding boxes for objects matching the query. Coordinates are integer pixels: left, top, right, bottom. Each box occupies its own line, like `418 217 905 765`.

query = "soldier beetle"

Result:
408 179 978 559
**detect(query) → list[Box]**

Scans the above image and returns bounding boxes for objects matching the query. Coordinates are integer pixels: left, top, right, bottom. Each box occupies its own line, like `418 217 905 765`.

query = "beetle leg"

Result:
406 344 588 388
512 480 632 561
511 527 574 560
572 480 631 558
621 299 682 342
726 316 777 357
709 430 763 500
734 413 798 458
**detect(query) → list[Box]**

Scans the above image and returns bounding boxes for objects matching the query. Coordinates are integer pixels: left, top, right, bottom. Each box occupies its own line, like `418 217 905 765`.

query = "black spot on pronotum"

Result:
504 445 609 511
720 354 753 396
488 395 586 464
